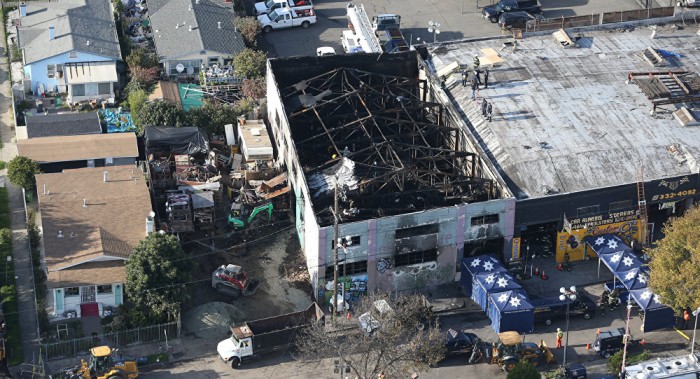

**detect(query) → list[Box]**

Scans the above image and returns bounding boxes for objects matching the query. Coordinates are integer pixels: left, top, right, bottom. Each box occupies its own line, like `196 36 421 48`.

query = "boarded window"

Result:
395 249 438 267
395 224 439 239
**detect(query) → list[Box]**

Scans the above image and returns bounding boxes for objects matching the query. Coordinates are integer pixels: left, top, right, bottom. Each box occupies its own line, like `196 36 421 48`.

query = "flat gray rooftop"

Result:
428 26 700 200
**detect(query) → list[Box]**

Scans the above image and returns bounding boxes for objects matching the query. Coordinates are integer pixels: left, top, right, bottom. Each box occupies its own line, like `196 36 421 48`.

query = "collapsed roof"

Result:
281 67 496 226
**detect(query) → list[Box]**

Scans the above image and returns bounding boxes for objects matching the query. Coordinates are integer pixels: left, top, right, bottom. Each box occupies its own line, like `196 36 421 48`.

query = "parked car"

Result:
679 0 700 7
482 0 542 23
444 329 481 358
592 327 639 359
498 11 543 29
316 46 336 56
531 292 596 326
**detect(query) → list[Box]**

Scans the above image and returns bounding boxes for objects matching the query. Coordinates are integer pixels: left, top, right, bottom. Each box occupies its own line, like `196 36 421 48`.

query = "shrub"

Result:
608 349 650 377
234 17 261 47
242 78 266 99
507 360 541 379
232 48 267 79
7 156 41 190
127 89 148 117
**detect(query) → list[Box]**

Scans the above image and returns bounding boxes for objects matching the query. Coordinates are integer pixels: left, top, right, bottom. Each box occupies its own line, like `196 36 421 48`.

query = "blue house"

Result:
16 0 122 103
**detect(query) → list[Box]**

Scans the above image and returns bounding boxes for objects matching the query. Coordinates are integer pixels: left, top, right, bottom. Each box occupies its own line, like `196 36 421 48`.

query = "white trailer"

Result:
624 353 700 378
342 3 382 53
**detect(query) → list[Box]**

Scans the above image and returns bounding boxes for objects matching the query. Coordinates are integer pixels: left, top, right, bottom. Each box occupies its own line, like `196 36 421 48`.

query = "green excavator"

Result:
228 202 273 229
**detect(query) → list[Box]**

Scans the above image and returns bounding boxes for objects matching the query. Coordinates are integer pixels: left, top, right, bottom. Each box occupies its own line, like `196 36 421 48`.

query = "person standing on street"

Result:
470 76 478 100
462 69 469 87
486 101 493 122
481 99 488 116
484 68 490 89
556 328 564 348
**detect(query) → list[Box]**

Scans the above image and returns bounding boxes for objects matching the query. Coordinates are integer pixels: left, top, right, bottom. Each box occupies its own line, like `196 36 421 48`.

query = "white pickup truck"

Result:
258 7 316 32
254 0 312 15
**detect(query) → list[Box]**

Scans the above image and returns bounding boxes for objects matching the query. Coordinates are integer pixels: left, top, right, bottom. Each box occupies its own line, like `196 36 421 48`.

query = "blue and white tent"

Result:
629 288 675 332
600 249 642 273
460 255 506 297
613 266 650 291
584 234 630 257
472 272 522 312
488 290 534 334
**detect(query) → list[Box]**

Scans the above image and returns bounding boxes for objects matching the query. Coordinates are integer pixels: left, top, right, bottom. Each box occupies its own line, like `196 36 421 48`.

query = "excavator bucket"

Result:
539 339 557 365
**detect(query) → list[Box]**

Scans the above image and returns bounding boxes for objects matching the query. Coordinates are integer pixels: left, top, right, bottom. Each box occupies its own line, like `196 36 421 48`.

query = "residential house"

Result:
18 133 139 173
23 112 102 140
149 0 246 78
16 0 121 103
36 166 154 318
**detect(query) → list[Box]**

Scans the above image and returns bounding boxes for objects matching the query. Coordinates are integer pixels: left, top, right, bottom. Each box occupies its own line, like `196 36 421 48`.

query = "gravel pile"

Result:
182 302 244 340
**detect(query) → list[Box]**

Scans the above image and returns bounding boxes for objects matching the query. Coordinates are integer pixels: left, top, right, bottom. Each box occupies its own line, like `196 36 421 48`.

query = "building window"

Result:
470 214 500 226
325 260 368 279
97 285 113 294
395 249 438 267
72 84 85 96
97 82 111 95
332 235 362 248
69 52 78 59
208 57 219 66
609 200 633 211
577 205 600 217
395 224 439 239
65 287 79 297
47 64 56 78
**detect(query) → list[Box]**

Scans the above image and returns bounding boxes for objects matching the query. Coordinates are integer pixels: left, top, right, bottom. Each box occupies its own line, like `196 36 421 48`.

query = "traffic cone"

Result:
540 270 548 280
535 267 540 276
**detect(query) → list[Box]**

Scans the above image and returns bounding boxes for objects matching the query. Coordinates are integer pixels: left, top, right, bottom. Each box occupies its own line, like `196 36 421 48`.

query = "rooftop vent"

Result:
673 107 700 127
83 198 88 208
218 21 222 29
57 230 64 238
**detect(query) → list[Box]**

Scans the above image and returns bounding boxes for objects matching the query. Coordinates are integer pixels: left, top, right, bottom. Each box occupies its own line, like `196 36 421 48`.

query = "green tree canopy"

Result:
135 100 186 130
7 156 41 190
125 233 194 321
232 48 267 79
648 205 700 313
127 89 148 120
126 46 160 69
506 361 540 379
233 16 261 47
185 103 241 135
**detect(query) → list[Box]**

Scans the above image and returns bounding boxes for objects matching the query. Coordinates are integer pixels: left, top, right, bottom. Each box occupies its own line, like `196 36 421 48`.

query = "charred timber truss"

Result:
281 68 496 225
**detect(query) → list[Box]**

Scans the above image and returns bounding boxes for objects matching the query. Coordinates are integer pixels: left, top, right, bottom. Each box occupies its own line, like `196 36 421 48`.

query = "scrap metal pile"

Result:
281 67 496 225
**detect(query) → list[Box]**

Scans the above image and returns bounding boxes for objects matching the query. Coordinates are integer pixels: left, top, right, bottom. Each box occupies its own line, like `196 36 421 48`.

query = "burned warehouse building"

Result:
266 52 514 300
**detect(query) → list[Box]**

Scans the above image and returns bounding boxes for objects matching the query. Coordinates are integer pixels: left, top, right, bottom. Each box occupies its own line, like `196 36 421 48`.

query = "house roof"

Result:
149 0 246 62
47 261 126 288
25 111 101 139
17 133 138 163
64 61 118 84
36 166 153 288
17 0 121 64
427 27 700 200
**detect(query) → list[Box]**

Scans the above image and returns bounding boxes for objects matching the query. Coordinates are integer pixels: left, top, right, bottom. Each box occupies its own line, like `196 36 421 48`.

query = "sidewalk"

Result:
0 8 40 368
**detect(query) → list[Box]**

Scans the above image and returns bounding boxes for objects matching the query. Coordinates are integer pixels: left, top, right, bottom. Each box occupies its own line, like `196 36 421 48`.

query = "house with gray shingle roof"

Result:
149 0 246 77
16 0 122 103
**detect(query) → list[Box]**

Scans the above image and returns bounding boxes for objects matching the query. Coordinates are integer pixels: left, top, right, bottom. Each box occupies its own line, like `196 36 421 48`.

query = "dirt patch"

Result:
182 302 243 339
279 232 312 285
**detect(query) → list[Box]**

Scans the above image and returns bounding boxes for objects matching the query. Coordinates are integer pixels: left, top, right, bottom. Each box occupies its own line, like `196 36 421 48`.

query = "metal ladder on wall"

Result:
636 169 650 246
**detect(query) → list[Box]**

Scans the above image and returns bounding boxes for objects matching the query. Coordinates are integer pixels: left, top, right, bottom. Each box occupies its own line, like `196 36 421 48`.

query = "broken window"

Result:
395 224 439 239
332 235 362 248
470 214 499 226
395 249 438 267
325 260 368 279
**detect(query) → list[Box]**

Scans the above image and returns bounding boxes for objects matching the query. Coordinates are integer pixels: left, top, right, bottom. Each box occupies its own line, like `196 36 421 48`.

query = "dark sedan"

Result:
498 11 543 29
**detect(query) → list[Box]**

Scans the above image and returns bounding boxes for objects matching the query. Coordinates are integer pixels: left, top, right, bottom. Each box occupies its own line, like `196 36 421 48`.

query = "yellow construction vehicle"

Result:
66 346 138 379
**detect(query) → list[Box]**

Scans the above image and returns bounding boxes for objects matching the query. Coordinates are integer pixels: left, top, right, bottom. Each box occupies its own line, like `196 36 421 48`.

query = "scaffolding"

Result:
281 67 495 226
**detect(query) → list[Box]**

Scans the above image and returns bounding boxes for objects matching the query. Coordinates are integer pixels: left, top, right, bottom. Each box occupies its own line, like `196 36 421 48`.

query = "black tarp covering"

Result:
144 126 209 155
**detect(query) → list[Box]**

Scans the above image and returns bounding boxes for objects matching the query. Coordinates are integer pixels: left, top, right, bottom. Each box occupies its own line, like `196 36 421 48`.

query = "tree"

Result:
232 48 267 79
135 100 185 129
607 349 649 376
234 16 261 47
507 361 540 379
648 205 700 313
129 65 159 87
185 102 240 134
126 47 160 69
125 233 194 321
242 78 266 100
127 89 148 118
7 156 41 190
296 293 445 379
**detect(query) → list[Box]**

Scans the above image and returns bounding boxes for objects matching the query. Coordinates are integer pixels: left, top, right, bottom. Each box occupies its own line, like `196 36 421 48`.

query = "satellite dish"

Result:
175 63 185 73
186 66 194 75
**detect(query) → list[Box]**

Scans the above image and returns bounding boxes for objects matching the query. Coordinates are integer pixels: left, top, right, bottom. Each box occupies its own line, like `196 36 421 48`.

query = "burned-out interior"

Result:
280 66 497 226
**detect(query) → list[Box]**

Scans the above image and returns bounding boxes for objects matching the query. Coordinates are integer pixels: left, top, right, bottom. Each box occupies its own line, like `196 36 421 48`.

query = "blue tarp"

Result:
612 266 650 291
600 249 642 273
471 272 522 312
629 288 676 332
584 234 631 257
99 109 137 133
488 290 534 334
459 255 506 297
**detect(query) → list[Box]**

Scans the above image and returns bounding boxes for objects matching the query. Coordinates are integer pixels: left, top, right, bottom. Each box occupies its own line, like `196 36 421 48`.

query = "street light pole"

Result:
620 300 633 374
559 286 577 369
427 20 441 43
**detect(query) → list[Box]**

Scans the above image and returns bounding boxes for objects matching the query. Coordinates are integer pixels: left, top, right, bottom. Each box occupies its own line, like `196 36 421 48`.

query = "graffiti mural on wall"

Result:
320 273 368 308
555 219 642 263
376 260 453 291
376 258 394 273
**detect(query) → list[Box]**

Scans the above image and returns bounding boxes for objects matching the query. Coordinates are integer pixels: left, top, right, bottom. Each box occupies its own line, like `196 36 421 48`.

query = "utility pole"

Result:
332 180 339 326
620 300 633 375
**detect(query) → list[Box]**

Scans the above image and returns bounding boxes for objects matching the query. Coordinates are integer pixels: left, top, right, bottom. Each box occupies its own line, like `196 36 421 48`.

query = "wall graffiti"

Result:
555 219 642 263
320 273 368 308
376 258 394 274
388 261 453 291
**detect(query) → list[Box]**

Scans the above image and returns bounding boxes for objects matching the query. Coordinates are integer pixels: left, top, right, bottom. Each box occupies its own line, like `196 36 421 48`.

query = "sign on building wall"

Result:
566 209 639 230
555 219 643 263
511 237 521 261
